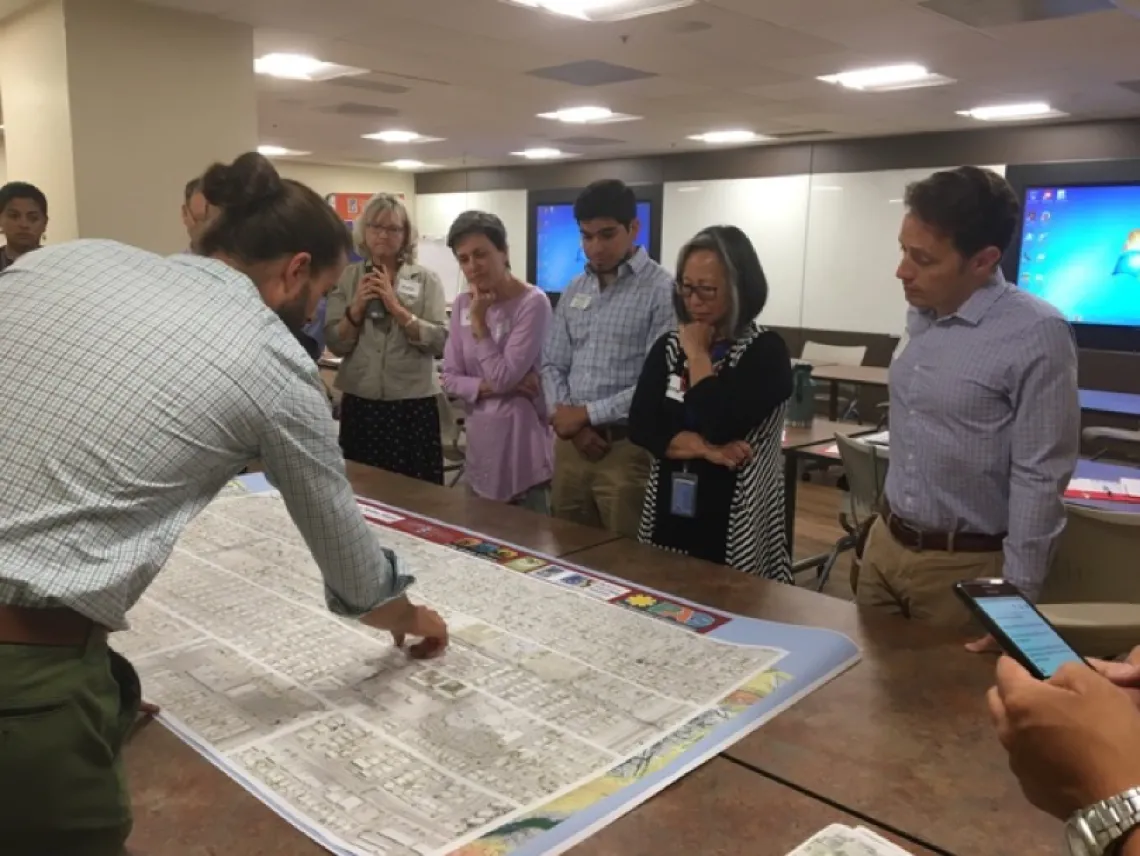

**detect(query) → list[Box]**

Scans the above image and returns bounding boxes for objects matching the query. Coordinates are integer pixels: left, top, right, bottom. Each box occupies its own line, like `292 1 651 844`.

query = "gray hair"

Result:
674 229 741 338
352 192 418 264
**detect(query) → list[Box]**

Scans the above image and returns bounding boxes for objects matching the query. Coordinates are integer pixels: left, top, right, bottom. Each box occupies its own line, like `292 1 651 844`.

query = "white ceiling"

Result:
52 0 1140 169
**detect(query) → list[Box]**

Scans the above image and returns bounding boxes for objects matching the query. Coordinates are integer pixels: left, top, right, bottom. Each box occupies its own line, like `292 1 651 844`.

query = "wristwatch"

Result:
1067 788 1140 855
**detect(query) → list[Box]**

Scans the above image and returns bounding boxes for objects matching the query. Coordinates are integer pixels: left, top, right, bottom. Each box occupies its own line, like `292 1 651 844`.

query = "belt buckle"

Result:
893 513 923 552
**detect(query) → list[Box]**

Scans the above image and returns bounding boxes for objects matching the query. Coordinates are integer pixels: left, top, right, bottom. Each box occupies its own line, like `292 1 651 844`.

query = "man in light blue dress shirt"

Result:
542 180 674 538
856 166 1079 635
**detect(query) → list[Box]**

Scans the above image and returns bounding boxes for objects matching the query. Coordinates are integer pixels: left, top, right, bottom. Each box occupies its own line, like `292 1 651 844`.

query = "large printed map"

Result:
118 480 860 855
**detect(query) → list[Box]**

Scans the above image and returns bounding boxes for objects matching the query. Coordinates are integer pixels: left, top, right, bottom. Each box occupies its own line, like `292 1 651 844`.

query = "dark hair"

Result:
904 166 1019 259
447 210 508 254
184 177 202 204
674 225 768 339
196 152 350 273
0 182 47 217
573 179 637 228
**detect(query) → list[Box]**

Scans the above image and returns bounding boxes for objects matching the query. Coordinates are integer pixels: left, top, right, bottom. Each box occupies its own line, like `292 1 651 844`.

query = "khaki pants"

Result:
0 631 139 855
855 517 1003 629
551 437 651 539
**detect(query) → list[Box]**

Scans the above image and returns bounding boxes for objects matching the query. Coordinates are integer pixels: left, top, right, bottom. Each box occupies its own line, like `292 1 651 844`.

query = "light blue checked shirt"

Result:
886 271 1080 600
0 240 412 630
542 248 675 425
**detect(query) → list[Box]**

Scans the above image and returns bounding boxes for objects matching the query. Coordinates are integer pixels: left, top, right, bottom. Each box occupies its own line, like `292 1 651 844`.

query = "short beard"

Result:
275 283 313 337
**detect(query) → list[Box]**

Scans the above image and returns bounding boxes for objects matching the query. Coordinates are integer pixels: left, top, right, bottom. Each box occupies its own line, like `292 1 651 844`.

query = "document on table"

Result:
862 430 889 446
1067 478 1140 498
787 824 914 855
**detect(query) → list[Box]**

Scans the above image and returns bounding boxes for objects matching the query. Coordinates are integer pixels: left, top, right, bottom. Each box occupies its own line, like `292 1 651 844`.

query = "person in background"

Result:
0 152 445 856
630 225 792 580
989 652 1140 855
541 179 674 538
180 176 215 251
325 193 448 483
0 181 48 271
442 211 553 513
856 166 1079 638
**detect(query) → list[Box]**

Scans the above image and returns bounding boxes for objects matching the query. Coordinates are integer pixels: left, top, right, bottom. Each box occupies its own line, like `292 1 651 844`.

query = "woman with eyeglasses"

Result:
629 225 793 581
325 193 448 483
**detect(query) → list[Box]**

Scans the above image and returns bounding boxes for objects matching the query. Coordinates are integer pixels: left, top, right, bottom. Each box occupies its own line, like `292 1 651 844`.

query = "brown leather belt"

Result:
886 511 1004 554
0 605 102 647
595 424 630 443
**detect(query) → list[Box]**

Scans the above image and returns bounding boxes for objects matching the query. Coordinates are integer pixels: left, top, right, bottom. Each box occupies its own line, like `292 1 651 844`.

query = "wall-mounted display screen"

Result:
1017 183 1140 327
534 201 652 292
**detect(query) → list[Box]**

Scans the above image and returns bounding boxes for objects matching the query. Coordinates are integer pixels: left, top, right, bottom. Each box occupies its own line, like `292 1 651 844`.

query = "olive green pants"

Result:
0 632 139 856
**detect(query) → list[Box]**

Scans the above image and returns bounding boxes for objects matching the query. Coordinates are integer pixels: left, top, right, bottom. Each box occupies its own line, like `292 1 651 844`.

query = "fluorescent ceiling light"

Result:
383 159 433 170
254 52 366 82
687 130 767 145
818 63 953 92
956 102 1064 121
510 147 569 160
258 145 310 157
504 0 696 21
362 129 443 144
537 105 639 124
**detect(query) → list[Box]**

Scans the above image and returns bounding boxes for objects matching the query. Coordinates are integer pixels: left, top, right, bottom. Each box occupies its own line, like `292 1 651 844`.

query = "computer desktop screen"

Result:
534 201 652 293
1016 183 1140 327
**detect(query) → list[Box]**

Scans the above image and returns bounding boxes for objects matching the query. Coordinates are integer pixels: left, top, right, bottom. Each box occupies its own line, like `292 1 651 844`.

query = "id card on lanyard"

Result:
670 341 731 518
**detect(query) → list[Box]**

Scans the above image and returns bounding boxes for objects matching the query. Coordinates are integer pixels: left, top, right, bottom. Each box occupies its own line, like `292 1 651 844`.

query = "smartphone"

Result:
362 261 386 321
953 579 1087 679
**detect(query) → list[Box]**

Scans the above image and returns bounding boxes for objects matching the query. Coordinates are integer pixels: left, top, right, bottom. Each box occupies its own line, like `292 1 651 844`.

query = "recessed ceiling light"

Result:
537 106 639 124
383 159 432 170
956 102 1064 121
687 130 767 145
254 53 366 82
258 145 310 157
510 147 569 160
504 0 696 21
362 130 443 144
818 63 953 92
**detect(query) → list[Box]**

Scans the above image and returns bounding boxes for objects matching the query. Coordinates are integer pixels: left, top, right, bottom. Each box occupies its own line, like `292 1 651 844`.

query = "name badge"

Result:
492 321 510 342
666 374 684 402
670 472 699 518
460 308 471 327
397 279 421 300
569 293 592 310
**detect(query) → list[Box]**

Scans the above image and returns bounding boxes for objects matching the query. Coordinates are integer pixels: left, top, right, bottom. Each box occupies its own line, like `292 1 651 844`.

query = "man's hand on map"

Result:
360 596 449 659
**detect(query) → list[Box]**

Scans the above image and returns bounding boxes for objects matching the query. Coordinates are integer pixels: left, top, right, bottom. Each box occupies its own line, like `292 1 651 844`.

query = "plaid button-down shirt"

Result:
0 240 412 630
542 248 675 426
886 272 1080 600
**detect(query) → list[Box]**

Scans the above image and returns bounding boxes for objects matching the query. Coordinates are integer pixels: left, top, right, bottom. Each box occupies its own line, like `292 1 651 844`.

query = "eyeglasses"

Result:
677 282 718 301
367 223 405 236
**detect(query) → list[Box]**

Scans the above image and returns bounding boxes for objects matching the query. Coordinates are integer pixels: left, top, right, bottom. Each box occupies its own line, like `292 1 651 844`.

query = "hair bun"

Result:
200 151 284 211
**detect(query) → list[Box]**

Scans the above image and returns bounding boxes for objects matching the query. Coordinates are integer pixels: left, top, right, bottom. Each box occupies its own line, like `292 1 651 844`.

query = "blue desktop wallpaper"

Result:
1017 184 1140 326
535 201 652 292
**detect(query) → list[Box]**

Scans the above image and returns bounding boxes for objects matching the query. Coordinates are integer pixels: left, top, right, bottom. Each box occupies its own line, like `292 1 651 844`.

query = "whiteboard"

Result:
419 236 466 306
662 176 810 329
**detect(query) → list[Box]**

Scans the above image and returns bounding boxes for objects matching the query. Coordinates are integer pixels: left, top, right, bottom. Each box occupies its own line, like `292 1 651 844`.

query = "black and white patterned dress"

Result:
629 324 792 581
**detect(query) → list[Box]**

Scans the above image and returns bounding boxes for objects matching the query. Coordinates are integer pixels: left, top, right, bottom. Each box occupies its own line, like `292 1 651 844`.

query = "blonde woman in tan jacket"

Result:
325 193 448 483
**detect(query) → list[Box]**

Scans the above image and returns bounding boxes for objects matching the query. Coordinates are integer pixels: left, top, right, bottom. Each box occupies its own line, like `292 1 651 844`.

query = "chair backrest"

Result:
835 433 889 524
802 341 867 367
1040 503 1140 604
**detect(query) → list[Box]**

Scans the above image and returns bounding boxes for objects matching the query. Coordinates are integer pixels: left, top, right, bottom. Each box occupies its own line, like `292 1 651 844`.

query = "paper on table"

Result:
863 431 889 446
786 824 913 856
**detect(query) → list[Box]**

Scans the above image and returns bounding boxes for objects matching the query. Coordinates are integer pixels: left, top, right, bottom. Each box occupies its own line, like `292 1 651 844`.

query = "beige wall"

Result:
274 160 416 215
0 142 6 185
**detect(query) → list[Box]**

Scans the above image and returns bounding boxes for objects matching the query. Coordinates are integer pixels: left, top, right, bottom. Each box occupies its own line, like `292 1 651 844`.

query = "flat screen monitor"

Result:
1016 183 1140 326
534 201 652 293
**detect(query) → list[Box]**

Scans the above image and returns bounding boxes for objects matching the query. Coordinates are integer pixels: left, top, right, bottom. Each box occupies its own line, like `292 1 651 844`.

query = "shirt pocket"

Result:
395 277 426 315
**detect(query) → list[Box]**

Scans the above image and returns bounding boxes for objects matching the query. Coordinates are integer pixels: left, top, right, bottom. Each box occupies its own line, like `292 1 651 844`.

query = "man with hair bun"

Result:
0 152 447 855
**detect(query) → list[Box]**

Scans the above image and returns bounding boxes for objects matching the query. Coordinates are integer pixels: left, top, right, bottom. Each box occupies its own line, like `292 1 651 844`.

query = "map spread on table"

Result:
117 477 861 855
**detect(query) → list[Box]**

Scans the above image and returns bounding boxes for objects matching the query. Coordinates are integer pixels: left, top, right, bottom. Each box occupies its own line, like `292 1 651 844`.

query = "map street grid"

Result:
119 485 859 855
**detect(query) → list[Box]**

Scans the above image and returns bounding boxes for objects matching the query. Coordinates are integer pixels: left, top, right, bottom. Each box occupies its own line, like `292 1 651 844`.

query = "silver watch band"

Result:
1071 788 1140 855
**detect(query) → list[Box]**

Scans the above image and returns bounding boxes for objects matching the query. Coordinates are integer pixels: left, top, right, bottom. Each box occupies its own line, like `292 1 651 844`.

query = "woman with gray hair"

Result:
441 210 554 511
629 225 793 581
325 193 448 483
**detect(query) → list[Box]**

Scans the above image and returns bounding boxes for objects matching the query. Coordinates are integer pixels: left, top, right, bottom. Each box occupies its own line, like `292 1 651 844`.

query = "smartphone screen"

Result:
972 595 1084 678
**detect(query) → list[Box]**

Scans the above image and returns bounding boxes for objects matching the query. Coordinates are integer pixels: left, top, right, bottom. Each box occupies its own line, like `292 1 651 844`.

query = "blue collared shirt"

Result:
886 271 1080 600
541 248 675 426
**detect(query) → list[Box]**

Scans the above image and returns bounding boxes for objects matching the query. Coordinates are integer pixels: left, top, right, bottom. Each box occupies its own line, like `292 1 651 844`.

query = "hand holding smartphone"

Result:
954 579 1087 680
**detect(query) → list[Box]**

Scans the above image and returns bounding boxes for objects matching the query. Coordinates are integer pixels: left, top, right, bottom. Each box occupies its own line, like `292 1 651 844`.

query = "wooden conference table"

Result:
124 464 1056 856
